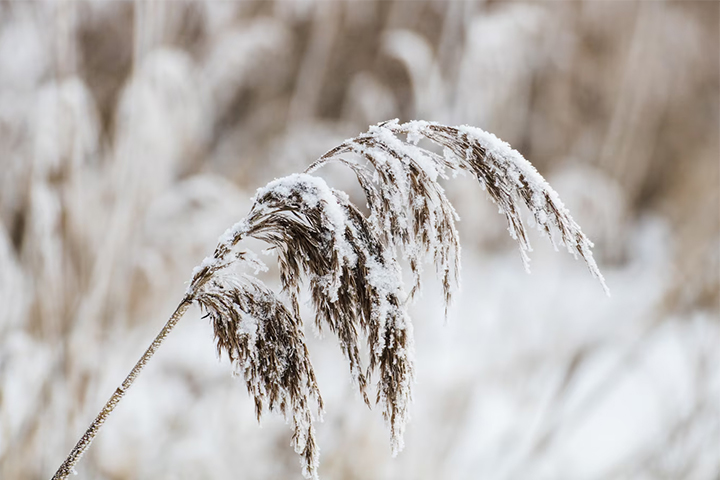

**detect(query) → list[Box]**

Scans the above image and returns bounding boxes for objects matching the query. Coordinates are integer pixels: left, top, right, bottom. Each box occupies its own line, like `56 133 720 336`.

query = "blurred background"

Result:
0 1 718 479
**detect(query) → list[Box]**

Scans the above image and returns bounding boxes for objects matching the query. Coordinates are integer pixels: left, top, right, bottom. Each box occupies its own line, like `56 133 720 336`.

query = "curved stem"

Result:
52 297 193 480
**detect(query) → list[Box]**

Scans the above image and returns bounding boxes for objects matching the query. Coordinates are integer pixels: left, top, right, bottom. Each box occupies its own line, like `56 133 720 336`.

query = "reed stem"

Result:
51 297 193 480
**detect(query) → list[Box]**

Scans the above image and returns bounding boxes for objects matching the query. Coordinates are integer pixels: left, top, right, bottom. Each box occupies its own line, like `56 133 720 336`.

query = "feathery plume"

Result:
52 120 607 480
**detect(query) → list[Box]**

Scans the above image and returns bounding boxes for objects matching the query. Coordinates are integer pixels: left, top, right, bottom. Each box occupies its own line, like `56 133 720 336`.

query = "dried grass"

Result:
53 120 606 480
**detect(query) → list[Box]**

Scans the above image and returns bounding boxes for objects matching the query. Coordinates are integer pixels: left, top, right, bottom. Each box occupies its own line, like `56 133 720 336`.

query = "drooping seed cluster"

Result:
186 120 608 480
195 278 322 478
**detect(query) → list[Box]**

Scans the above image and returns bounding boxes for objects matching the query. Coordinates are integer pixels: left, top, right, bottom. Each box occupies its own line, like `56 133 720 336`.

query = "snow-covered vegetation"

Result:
0 2 718 479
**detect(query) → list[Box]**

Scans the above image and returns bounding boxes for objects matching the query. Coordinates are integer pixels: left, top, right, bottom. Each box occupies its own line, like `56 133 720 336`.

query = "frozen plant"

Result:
52 120 608 480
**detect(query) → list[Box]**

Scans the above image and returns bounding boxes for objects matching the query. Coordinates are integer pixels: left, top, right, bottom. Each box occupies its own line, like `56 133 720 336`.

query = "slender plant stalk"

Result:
52 297 193 480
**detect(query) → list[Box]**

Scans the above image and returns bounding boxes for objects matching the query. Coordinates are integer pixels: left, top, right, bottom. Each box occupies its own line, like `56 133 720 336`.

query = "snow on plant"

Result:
52 120 608 480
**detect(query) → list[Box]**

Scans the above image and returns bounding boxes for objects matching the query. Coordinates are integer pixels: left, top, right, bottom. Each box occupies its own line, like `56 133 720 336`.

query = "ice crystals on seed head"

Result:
185 120 609 480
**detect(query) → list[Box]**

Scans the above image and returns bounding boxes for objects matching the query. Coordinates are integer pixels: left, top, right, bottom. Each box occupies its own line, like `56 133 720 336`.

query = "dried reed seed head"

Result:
187 120 608 479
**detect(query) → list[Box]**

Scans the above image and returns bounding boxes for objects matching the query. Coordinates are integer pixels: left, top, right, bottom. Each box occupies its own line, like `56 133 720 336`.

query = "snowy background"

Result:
0 1 718 479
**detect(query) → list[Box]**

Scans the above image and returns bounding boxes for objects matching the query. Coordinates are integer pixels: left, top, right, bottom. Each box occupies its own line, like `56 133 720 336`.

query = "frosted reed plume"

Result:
52 120 607 480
